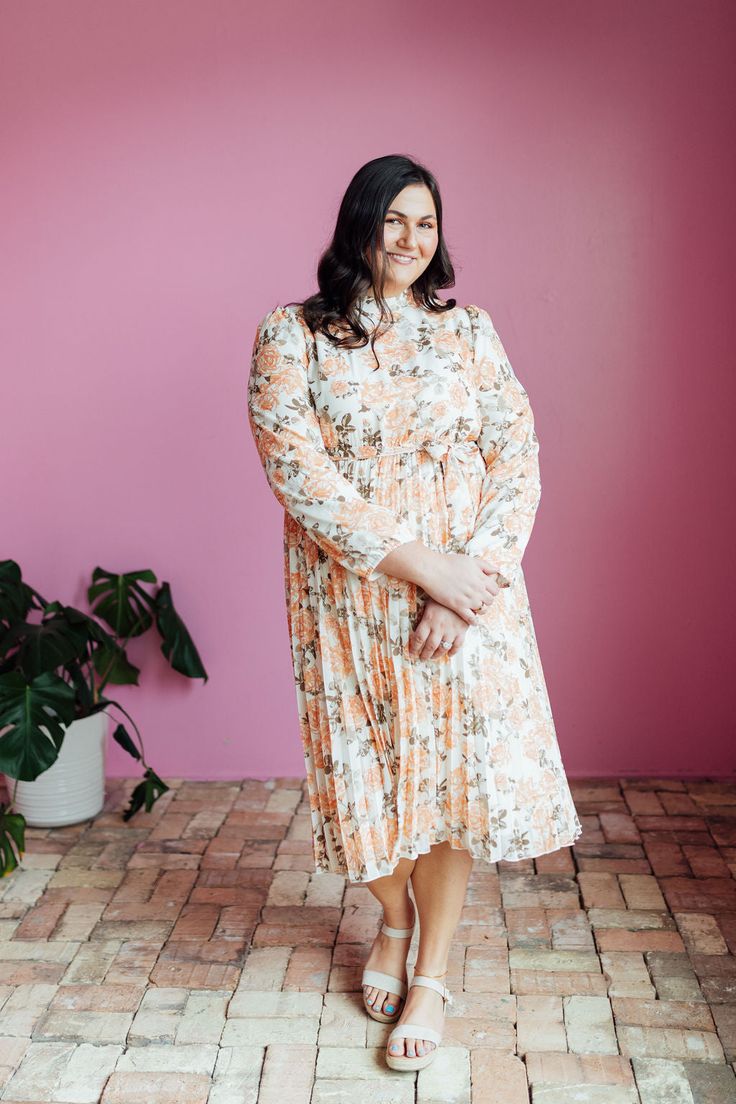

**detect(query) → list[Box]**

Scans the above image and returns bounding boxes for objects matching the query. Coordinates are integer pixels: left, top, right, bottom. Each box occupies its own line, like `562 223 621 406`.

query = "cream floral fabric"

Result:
247 288 581 882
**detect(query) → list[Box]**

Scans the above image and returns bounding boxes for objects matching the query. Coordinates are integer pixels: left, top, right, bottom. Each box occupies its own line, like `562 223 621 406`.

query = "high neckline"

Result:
358 287 413 311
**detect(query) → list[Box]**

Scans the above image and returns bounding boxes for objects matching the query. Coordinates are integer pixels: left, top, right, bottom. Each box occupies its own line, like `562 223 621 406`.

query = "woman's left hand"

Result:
407 596 471 661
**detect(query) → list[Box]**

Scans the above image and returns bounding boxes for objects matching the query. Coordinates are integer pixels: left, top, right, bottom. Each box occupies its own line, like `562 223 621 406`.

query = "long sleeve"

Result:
247 305 417 580
463 304 541 589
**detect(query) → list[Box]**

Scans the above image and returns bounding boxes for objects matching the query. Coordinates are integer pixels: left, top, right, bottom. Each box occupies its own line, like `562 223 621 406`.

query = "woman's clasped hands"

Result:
407 597 469 660
407 549 503 660
376 542 504 662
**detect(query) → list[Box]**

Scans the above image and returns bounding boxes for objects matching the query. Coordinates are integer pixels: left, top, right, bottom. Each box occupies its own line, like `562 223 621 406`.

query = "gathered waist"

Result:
326 436 482 466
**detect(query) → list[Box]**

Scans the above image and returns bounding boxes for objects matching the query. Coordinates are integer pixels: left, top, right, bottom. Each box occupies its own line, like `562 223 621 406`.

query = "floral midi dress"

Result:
247 287 581 883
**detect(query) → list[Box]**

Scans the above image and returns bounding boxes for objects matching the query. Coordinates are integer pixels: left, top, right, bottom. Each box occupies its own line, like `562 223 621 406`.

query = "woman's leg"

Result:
362 856 417 1016
388 840 473 1058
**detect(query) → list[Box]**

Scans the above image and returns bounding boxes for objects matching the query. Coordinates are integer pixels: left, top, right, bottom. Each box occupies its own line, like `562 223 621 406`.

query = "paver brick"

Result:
512 970 608 996
611 998 716 1032
221 1015 319 1046
2 1040 123 1103
564 995 618 1054
48 983 144 1012
101 1070 211 1103
509 949 601 974
655 974 706 1002
500 874 580 909
682 1059 736 1103
600 813 641 843
210 1045 263 1104
516 995 566 1054
470 1051 529 1103
675 913 730 955
618 874 667 910
588 908 675 931
682 847 731 879
547 910 594 949
529 1087 638 1102
525 1051 635 1086
114 1042 218 1074
464 945 511 993
578 874 626 909
595 929 685 953
311 1079 414 1103
643 842 691 877
708 1003 736 1062
34 1009 133 1045
660 877 736 911
623 790 665 816
689 953 736 978
617 1025 725 1062
633 1057 696 1104
601 952 657 998
415 1044 471 1102
227 989 323 1018
257 1042 317 1103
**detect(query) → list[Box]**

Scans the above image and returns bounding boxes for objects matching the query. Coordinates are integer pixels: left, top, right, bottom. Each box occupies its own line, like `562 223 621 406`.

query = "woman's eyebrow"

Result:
386 208 437 219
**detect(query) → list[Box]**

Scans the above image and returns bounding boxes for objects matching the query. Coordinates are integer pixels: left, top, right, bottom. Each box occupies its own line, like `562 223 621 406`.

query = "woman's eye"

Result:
386 219 435 228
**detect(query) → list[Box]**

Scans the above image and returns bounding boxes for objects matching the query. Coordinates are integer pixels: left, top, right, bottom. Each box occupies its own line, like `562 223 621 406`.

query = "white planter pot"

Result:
3 711 108 827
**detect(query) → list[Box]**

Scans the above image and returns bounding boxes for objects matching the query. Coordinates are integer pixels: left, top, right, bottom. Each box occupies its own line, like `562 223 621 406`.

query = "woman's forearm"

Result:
376 540 437 589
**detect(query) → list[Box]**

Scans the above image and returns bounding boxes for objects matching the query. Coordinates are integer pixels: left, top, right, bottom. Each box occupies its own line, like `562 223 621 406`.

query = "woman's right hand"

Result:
415 549 502 624
376 540 504 625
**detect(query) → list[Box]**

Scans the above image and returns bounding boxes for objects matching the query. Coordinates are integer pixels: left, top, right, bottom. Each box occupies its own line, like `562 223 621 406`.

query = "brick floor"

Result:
0 776 735 1102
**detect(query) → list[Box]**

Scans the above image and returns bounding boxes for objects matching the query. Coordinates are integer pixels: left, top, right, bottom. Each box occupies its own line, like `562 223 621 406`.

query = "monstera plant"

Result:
0 559 207 876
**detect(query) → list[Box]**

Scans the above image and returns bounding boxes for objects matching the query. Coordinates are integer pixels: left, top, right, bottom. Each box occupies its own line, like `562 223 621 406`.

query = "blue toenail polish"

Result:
385 1004 395 1013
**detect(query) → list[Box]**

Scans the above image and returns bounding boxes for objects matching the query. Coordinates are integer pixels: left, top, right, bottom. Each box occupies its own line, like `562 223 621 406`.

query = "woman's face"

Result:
371 183 439 296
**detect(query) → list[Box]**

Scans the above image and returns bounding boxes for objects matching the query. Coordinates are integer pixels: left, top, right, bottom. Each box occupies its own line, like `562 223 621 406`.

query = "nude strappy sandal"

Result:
384 973 454 1070
361 903 416 1024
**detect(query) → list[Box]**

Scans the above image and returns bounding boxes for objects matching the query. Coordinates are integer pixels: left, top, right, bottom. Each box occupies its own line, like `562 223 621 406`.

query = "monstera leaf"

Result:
0 560 38 628
87 568 157 639
1 605 89 679
91 644 141 687
154 582 208 681
111 721 141 761
0 671 77 781
0 803 25 876
122 766 170 821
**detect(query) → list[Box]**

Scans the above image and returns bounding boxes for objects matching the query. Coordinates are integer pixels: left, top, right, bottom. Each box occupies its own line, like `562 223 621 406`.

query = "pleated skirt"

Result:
281 447 581 883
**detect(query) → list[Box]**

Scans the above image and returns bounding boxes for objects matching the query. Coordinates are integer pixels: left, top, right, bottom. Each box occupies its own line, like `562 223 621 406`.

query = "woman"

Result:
247 154 581 1072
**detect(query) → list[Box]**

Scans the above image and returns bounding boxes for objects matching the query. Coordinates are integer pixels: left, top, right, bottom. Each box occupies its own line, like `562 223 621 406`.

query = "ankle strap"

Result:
380 921 414 938
411 973 453 1005
380 904 415 940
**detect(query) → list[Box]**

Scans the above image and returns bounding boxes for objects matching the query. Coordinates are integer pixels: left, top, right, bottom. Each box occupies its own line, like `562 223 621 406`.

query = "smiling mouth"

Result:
389 254 417 264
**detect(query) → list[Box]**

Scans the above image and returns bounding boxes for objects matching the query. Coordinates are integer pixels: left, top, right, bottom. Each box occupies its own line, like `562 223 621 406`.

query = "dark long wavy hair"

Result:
289 155 456 366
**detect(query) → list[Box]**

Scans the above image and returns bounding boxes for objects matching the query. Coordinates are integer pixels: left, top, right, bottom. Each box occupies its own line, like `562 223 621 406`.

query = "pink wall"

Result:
2 1 734 780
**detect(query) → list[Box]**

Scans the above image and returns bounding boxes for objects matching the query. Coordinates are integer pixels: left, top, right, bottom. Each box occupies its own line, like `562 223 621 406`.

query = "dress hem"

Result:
313 821 584 885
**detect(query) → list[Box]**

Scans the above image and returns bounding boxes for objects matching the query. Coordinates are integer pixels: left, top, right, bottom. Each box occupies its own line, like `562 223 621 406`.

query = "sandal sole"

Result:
385 1049 438 1070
